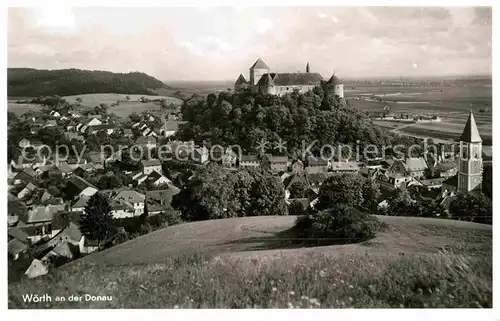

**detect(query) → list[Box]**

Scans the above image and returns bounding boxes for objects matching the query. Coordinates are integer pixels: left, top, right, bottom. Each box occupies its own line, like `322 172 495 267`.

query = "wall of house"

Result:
143 165 162 175
305 166 328 174
240 161 260 167
250 68 269 85
334 84 344 98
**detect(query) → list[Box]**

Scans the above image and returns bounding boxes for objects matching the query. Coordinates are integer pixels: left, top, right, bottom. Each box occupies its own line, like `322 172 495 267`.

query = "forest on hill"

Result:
8 68 171 97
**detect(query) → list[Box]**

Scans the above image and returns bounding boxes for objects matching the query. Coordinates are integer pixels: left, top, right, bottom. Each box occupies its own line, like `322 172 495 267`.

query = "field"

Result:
8 93 182 118
348 85 492 145
8 215 492 308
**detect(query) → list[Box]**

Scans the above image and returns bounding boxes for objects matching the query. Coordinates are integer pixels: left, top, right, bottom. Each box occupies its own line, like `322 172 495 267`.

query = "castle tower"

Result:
306 62 310 73
258 73 276 95
249 58 270 85
457 112 483 193
326 72 344 98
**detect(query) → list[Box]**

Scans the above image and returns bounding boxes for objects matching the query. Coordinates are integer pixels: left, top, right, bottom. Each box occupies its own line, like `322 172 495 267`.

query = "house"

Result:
64 132 85 142
52 222 83 247
110 200 136 219
11 155 47 170
79 125 89 133
19 204 66 243
330 161 361 174
87 117 103 127
136 136 157 149
192 147 209 164
146 187 181 215
305 172 334 188
71 196 90 212
240 155 260 168
389 157 428 179
113 190 146 215
24 259 49 279
8 238 28 260
160 120 181 137
18 138 43 149
70 111 82 118
89 124 115 135
306 156 329 174
378 172 413 190
55 162 73 177
221 149 238 168
44 120 57 127
67 176 98 199
17 182 38 200
49 110 61 118
132 171 149 186
359 167 381 181
145 171 172 187
141 159 162 175
291 159 305 174
123 128 133 138
86 152 106 165
41 241 77 265
66 120 77 131
132 122 141 128
80 237 99 254
410 177 447 190
13 168 38 185
263 155 289 172
435 161 458 178
139 123 148 131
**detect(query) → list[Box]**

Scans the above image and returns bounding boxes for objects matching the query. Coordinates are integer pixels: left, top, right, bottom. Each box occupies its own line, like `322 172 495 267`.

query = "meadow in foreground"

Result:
9 249 491 309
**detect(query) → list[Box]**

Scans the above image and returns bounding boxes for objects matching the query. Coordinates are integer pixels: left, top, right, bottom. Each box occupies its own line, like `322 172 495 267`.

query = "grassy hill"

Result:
8 215 492 308
8 68 172 97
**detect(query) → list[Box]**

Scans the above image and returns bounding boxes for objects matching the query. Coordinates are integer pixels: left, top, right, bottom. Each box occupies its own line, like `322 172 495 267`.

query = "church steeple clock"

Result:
457 112 483 193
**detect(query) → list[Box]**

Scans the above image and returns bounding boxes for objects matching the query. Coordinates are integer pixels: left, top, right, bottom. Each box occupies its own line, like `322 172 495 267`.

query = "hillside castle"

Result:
234 58 344 97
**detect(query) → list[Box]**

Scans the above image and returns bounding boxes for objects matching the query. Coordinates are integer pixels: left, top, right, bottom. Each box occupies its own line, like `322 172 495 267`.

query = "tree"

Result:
289 181 307 199
79 193 115 249
76 97 83 105
295 204 384 245
449 192 492 224
317 174 365 210
126 96 131 101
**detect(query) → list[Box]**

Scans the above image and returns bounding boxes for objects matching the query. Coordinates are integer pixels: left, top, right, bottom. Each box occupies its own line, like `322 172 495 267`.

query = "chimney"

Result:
306 62 310 73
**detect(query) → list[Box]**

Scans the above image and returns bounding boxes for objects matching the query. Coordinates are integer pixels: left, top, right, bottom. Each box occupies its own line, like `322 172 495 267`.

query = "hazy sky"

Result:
8 7 492 81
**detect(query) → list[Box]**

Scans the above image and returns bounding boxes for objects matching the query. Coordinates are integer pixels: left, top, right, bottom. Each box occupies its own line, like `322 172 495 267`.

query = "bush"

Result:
295 204 385 246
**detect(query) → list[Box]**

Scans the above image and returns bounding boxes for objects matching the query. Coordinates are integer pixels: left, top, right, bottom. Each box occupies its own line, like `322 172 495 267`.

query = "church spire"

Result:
460 112 482 143
306 62 310 73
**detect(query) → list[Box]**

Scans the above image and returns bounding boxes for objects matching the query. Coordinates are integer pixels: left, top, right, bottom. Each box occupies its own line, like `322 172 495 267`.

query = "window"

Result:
462 145 468 159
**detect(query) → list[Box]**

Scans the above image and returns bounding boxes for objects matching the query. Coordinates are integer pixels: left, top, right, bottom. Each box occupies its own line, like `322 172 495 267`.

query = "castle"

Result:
234 58 344 97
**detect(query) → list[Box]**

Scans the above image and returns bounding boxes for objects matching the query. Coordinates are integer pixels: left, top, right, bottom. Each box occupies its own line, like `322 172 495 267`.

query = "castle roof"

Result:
258 73 275 86
460 112 482 143
262 72 324 86
327 73 341 84
235 74 248 85
250 58 270 70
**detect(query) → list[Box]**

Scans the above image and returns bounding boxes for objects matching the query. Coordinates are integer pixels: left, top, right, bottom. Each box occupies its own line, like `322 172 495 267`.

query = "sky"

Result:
8 7 492 81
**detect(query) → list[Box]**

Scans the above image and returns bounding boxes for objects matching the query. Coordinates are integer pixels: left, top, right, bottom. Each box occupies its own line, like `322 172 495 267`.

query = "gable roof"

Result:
258 73 275 86
136 136 156 145
404 157 428 172
326 73 341 85
25 204 66 224
460 112 482 143
114 190 145 203
235 74 248 85
24 259 48 278
146 188 180 212
61 222 83 242
271 72 324 86
250 58 270 70
57 162 73 173
68 175 97 192
141 159 162 167
72 195 90 208
241 154 259 162
8 238 28 256
307 156 328 166
8 227 29 243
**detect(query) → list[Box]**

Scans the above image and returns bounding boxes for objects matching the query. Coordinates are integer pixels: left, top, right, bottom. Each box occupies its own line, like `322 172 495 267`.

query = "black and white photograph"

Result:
6 3 495 313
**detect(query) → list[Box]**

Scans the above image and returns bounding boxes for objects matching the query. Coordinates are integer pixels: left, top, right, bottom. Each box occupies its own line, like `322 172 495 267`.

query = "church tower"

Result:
457 112 483 193
306 62 310 73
